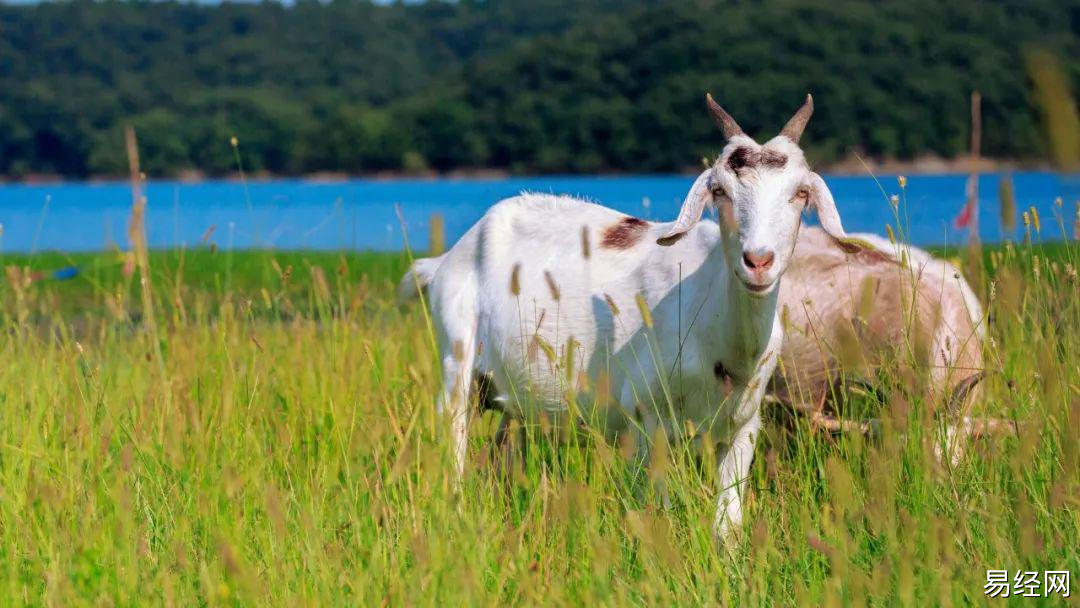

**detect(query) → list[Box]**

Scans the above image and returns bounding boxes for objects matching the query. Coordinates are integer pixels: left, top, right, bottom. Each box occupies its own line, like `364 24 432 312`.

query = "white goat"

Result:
399 94 851 539
773 226 987 462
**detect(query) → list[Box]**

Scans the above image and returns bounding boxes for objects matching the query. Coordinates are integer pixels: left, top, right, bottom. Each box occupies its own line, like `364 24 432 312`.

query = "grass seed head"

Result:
635 293 653 328
561 336 579 383
533 335 557 368
509 263 521 296
594 371 611 407
857 276 878 320
428 213 445 256
544 270 560 301
603 293 620 316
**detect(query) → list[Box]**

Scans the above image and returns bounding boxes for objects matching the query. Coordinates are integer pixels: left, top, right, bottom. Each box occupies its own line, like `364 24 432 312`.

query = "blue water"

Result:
0 172 1076 252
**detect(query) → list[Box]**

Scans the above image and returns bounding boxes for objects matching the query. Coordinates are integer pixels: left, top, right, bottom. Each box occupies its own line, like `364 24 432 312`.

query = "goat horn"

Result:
779 93 814 143
943 371 985 416
706 93 744 140
809 411 881 437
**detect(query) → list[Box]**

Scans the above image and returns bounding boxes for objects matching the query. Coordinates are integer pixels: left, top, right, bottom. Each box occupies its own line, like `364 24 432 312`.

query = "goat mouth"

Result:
741 279 775 295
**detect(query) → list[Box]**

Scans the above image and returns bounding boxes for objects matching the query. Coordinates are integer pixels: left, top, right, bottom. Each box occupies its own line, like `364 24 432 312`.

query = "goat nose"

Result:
742 249 775 271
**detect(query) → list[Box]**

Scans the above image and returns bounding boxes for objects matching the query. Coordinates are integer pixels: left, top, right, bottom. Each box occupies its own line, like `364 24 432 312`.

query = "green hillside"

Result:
0 0 1076 177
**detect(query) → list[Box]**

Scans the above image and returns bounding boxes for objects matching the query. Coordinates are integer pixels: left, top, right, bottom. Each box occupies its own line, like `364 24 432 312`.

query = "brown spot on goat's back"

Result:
601 216 649 249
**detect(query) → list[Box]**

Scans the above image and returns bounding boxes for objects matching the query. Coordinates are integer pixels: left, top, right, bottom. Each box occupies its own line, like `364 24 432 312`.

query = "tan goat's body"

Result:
773 227 985 434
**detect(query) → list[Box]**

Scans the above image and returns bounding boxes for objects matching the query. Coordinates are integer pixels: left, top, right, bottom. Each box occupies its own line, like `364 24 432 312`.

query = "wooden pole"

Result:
967 91 982 243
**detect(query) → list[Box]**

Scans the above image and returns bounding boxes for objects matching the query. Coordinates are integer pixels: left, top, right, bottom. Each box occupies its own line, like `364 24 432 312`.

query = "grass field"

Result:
0 230 1076 605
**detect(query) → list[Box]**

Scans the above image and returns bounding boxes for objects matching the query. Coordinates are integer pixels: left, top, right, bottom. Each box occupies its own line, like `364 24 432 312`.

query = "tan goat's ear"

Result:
657 170 714 246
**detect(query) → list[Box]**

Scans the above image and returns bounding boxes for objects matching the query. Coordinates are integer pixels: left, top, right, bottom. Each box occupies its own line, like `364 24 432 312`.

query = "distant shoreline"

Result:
0 156 1063 186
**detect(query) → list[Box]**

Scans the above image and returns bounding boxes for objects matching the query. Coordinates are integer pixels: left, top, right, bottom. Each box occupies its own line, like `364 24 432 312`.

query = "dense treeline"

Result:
0 0 1077 178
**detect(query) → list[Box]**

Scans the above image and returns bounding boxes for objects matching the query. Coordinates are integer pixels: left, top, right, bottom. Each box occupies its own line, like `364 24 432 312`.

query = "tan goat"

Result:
772 226 988 462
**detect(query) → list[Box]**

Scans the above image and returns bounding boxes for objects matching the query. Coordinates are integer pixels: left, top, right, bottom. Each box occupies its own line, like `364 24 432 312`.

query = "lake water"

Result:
0 172 1076 252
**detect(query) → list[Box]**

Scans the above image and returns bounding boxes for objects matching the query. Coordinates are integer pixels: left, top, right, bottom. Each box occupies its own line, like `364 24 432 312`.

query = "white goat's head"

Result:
658 94 848 297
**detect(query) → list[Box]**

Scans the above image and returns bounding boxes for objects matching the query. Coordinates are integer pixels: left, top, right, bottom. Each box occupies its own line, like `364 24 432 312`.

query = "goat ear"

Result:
658 170 713 246
808 172 858 251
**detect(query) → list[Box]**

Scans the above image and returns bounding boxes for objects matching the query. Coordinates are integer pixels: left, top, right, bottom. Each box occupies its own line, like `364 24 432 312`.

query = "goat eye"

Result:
792 189 809 203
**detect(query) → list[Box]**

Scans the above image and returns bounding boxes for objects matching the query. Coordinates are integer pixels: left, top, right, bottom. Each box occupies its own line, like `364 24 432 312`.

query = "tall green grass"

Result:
0 232 1075 605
